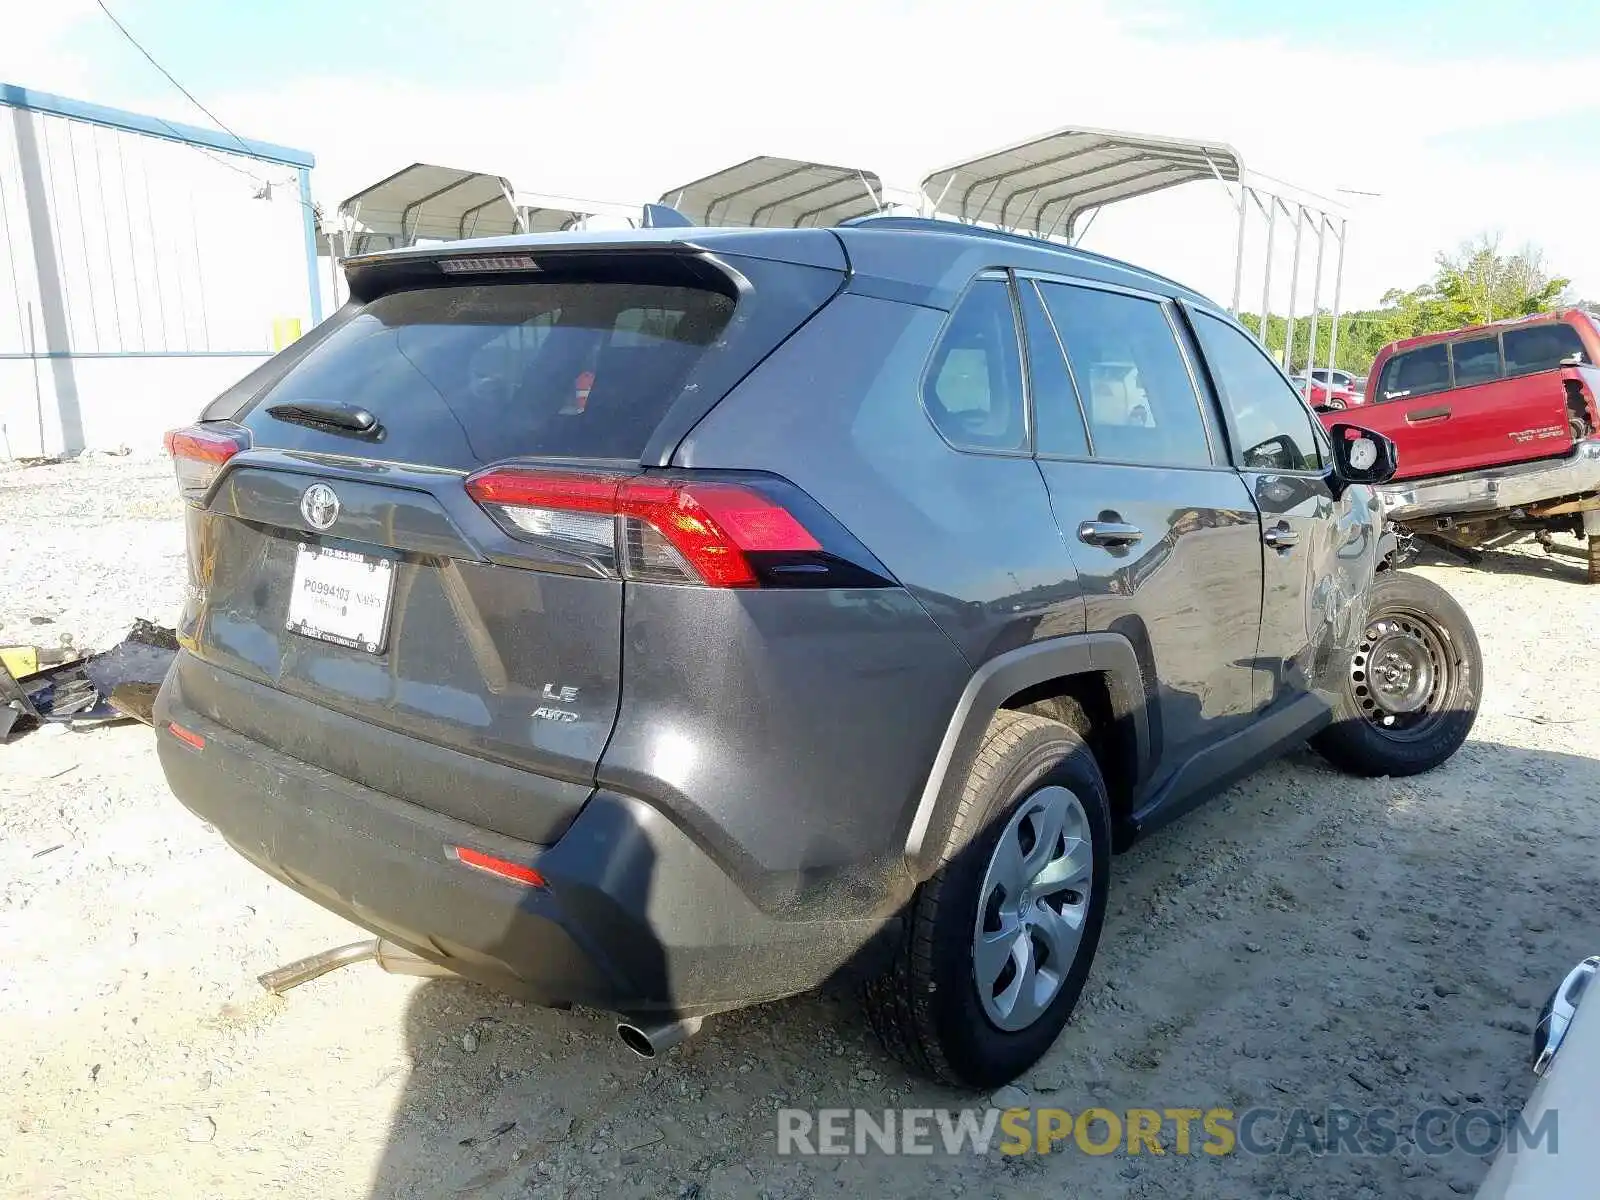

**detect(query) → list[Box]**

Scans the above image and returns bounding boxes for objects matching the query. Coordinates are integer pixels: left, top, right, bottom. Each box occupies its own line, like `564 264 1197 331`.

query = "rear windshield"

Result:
242 281 736 467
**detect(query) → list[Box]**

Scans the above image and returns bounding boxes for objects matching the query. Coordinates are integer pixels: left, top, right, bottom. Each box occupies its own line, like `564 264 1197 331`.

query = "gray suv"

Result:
155 218 1481 1088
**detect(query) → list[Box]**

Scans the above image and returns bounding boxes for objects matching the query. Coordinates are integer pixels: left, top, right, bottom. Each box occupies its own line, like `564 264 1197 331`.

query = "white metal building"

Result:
0 84 320 458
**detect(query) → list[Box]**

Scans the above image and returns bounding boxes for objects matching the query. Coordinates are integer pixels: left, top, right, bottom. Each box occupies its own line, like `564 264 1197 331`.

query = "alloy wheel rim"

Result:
972 786 1093 1031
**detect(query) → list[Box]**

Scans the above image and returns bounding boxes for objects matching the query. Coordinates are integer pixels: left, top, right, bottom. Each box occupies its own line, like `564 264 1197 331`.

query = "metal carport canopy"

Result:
921 127 1243 239
659 156 884 228
337 162 520 243
514 191 643 233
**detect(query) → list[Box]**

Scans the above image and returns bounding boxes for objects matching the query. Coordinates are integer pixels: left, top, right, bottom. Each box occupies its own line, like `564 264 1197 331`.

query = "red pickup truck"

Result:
1319 309 1600 581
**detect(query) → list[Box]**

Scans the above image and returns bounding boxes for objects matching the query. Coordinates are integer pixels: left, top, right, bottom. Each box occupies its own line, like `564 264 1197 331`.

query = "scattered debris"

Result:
989 1084 1031 1110
31 844 63 859
82 620 179 718
458 1120 516 1149
1 643 75 678
461 1030 480 1054
184 1115 217 1143
108 682 162 726
1 619 178 741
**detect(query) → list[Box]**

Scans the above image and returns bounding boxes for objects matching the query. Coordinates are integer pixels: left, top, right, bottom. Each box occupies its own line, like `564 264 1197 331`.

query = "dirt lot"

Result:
3 455 1597 1200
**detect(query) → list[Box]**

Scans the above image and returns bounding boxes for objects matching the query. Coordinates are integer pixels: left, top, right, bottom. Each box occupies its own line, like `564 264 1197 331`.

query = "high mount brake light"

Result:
163 424 249 502
438 254 543 274
465 467 824 589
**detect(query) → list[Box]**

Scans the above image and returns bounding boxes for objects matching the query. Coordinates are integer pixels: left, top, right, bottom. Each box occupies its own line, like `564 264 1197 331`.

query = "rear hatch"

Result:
165 237 845 845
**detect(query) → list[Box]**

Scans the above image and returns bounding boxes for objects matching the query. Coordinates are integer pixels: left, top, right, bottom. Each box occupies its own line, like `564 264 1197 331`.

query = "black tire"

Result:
1311 570 1480 777
863 710 1111 1089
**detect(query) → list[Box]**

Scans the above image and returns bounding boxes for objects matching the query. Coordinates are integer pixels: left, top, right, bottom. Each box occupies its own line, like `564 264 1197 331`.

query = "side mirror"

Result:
1328 422 1397 495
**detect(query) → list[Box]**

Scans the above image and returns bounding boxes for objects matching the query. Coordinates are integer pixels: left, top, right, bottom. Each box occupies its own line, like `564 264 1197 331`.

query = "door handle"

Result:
1405 405 1452 424
1078 520 1143 547
1263 525 1299 550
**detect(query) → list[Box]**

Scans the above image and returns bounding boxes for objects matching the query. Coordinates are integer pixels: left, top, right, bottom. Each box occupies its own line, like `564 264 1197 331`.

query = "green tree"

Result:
1434 233 1569 325
1238 311 1390 375
1378 233 1570 340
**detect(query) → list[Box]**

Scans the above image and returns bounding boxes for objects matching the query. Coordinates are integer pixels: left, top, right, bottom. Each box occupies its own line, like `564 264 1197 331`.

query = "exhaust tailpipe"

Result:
616 1015 703 1058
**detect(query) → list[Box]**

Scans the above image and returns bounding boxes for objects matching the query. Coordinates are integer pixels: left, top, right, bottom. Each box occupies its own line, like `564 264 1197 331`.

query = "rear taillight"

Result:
465 467 889 589
163 424 249 502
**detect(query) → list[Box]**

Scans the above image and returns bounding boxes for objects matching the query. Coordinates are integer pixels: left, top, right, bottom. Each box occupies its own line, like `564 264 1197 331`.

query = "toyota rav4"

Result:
155 218 1481 1088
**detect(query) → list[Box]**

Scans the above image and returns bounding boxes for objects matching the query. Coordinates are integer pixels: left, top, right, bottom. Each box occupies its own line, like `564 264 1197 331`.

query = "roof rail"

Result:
839 215 1199 299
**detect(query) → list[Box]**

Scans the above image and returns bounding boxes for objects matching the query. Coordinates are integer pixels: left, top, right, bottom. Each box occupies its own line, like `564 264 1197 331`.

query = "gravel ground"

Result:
3 456 1598 1200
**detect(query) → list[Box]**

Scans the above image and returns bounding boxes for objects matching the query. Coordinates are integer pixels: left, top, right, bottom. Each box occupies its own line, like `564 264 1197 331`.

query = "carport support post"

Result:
1326 218 1348 377
299 166 322 324
1258 199 1277 347
1305 218 1327 380
1283 203 1304 371
1230 182 1249 316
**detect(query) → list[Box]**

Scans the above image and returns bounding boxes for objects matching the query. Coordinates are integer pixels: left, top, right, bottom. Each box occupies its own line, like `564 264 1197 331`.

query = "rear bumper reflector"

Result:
450 845 547 888
167 721 206 751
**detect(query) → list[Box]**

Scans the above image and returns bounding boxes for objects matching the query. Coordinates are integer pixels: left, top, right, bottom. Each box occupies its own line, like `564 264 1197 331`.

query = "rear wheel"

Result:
1312 571 1480 777
863 711 1111 1088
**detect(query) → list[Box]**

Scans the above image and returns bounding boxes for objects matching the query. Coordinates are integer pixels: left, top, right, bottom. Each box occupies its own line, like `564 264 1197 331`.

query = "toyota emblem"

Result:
300 483 340 531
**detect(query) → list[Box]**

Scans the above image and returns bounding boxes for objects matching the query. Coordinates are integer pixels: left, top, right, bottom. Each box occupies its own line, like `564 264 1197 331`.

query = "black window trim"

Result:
1014 268 1227 472
916 269 1035 459
1177 300 1330 478
1018 276 1097 458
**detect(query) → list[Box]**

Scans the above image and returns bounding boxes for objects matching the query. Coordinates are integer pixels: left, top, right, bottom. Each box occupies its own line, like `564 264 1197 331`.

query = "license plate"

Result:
285 544 395 653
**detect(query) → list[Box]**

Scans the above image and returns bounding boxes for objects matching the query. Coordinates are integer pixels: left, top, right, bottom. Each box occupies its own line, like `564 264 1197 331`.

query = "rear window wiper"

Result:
266 400 383 440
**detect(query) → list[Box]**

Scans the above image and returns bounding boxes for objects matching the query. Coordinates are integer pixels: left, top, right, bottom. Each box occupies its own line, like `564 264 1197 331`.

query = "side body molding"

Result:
902 632 1152 877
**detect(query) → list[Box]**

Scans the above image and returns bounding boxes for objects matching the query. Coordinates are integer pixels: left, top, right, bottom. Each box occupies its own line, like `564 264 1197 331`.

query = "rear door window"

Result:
1503 322 1588 376
1450 336 1502 387
243 281 736 468
1376 343 1450 401
922 278 1027 453
1038 282 1213 468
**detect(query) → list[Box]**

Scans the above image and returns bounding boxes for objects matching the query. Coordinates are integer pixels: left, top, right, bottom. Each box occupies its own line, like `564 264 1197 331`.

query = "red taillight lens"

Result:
163 424 248 502
465 468 822 589
618 479 820 588
450 845 546 888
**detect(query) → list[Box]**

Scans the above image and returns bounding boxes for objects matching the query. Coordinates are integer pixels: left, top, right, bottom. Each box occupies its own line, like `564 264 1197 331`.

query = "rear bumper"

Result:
154 672 897 1017
1380 439 1600 521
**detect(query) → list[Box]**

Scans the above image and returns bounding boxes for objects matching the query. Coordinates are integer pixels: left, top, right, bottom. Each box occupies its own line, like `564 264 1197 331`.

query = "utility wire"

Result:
94 0 254 158
92 0 322 225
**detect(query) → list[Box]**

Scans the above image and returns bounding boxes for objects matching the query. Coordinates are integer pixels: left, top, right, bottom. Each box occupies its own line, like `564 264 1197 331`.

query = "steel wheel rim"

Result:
1348 605 1457 740
972 785 1093 1032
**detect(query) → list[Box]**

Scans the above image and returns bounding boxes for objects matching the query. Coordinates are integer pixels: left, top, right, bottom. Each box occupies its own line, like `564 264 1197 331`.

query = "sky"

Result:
4 0 1600 313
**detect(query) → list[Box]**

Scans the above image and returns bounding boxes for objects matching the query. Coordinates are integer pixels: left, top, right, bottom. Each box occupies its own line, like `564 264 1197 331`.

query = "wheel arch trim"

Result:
902 632 1153 876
